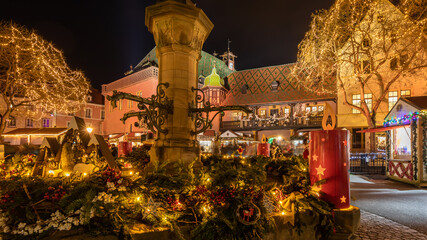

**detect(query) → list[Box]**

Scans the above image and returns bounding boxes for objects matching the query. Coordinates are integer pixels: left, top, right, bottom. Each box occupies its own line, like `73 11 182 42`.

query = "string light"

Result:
0 23 90 131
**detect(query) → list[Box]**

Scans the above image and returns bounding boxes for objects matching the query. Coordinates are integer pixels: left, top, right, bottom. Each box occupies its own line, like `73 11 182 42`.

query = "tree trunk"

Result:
0 110 11 143
362 111 376 153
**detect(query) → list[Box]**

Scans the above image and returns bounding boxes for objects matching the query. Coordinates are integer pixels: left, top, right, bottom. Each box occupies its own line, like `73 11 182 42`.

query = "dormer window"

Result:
87 95 92 102
241 84 249 94
270 81 280 91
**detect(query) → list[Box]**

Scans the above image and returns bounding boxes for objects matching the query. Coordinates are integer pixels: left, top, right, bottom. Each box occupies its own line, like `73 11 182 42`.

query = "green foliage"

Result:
0 155 335 239
118 146 150 170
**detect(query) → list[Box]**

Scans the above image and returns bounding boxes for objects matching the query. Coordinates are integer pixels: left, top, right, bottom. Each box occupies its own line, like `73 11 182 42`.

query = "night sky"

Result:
0 0 335 89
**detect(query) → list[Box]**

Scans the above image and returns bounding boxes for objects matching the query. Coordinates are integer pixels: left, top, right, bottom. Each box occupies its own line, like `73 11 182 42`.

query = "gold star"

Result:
316 165 326 176
312 154 318 161
340 196 347 203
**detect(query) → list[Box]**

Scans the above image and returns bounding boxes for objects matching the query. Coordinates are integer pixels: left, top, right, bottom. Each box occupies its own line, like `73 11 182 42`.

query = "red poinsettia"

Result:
44 186 66 201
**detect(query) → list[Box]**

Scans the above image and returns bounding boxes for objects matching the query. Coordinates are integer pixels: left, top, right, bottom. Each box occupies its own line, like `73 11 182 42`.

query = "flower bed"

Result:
0 155 334 239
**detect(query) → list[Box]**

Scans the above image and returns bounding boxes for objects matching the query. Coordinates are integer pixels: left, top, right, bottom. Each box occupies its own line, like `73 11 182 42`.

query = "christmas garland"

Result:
0 155 334 239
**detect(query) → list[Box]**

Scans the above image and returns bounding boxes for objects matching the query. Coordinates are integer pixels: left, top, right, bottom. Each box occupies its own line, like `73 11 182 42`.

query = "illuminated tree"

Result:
294 0 427 129
0 22 90 137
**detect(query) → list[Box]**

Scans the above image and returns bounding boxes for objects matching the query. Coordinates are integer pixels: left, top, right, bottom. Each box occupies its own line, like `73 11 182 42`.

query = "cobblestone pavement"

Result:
354 210 427 240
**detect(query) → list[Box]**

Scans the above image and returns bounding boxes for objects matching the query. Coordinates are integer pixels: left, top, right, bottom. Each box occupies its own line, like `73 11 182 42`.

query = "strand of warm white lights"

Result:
0 24 90 117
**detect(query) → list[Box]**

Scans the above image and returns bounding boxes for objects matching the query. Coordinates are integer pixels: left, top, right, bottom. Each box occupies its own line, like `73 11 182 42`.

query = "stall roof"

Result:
385 96 427 122
357 124 409 133
3 128 68 136
402 96 427 110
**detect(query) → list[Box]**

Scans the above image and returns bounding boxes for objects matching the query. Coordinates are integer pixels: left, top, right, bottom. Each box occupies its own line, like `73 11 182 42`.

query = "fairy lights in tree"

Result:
0 22 90 136
293 0 427 128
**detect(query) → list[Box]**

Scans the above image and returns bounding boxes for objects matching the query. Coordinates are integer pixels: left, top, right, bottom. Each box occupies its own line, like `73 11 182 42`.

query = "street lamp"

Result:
86 127 93 133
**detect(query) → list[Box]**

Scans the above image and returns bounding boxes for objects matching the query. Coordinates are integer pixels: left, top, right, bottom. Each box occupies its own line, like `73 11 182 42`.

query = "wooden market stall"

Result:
381 96 426 186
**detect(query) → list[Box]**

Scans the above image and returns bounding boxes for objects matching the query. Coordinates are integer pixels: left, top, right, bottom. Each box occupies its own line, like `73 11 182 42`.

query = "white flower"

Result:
17 223 26 229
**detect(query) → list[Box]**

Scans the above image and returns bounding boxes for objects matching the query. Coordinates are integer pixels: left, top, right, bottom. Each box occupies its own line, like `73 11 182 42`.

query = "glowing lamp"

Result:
86 127 93 133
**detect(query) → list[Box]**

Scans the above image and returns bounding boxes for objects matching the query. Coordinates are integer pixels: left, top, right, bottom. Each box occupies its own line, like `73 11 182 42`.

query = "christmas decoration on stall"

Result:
236 202 261 225
142 196 162 219
257 134 270 157
262 194 276 215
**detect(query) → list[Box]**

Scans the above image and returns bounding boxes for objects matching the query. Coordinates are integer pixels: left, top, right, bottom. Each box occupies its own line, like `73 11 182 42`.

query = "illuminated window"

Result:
7 117 16 127
312 106 317 112
85 108 92 118
352 94 361 113
119 100 122 110
388 91 398 110
284 108 290 114
318 106 324 112
128 100 132 108
305 107 311 113
42 118 50 128
26 118 33 128
259 109 266 116
101 110 105 120
109 103 113 112
364 93 372 111
400 90 411 97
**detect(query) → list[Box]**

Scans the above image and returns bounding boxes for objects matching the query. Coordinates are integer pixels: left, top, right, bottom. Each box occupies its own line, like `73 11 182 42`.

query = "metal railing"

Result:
220 116 323 131
350 152 387 175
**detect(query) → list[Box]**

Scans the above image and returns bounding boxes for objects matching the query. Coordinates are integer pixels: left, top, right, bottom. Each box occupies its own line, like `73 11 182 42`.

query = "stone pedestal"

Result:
146 0 213 165
331 206 360 240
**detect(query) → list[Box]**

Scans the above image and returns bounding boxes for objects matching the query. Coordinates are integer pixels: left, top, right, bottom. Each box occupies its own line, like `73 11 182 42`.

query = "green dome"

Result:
203 67 224 87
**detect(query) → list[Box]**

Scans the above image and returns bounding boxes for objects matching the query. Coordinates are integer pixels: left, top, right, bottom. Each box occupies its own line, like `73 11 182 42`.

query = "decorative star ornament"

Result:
312 154 318 161
340 196 347 203
262 194 276 214
343 140 347 146
142 196 161 218
316 165 326 176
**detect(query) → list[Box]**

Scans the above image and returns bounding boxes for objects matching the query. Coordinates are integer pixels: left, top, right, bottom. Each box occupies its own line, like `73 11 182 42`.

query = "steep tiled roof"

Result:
222 63 336 106
131 47 232 79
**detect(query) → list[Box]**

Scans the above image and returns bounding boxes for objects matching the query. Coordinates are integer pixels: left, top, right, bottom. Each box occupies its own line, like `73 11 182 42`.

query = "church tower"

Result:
220 39 237 71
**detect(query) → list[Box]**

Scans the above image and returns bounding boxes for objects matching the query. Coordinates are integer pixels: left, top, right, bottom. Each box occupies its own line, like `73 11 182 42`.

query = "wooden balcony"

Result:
220 115 323 132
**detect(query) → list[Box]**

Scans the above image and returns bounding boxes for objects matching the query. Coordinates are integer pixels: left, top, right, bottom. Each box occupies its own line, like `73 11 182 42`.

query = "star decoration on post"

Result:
316 165 326 176
343 140 347 146
340 196 347 203
142 196 162 218
312 154 318 161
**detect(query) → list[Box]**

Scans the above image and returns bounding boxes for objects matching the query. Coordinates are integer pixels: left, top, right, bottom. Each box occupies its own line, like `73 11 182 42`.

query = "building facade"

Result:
3 89 104 145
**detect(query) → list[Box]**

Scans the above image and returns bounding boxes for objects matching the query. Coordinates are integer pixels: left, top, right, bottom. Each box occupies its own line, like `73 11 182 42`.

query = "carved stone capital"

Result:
146 1 213 53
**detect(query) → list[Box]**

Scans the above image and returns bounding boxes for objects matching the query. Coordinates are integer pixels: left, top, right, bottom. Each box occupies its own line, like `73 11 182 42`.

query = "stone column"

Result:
146 0 214 164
